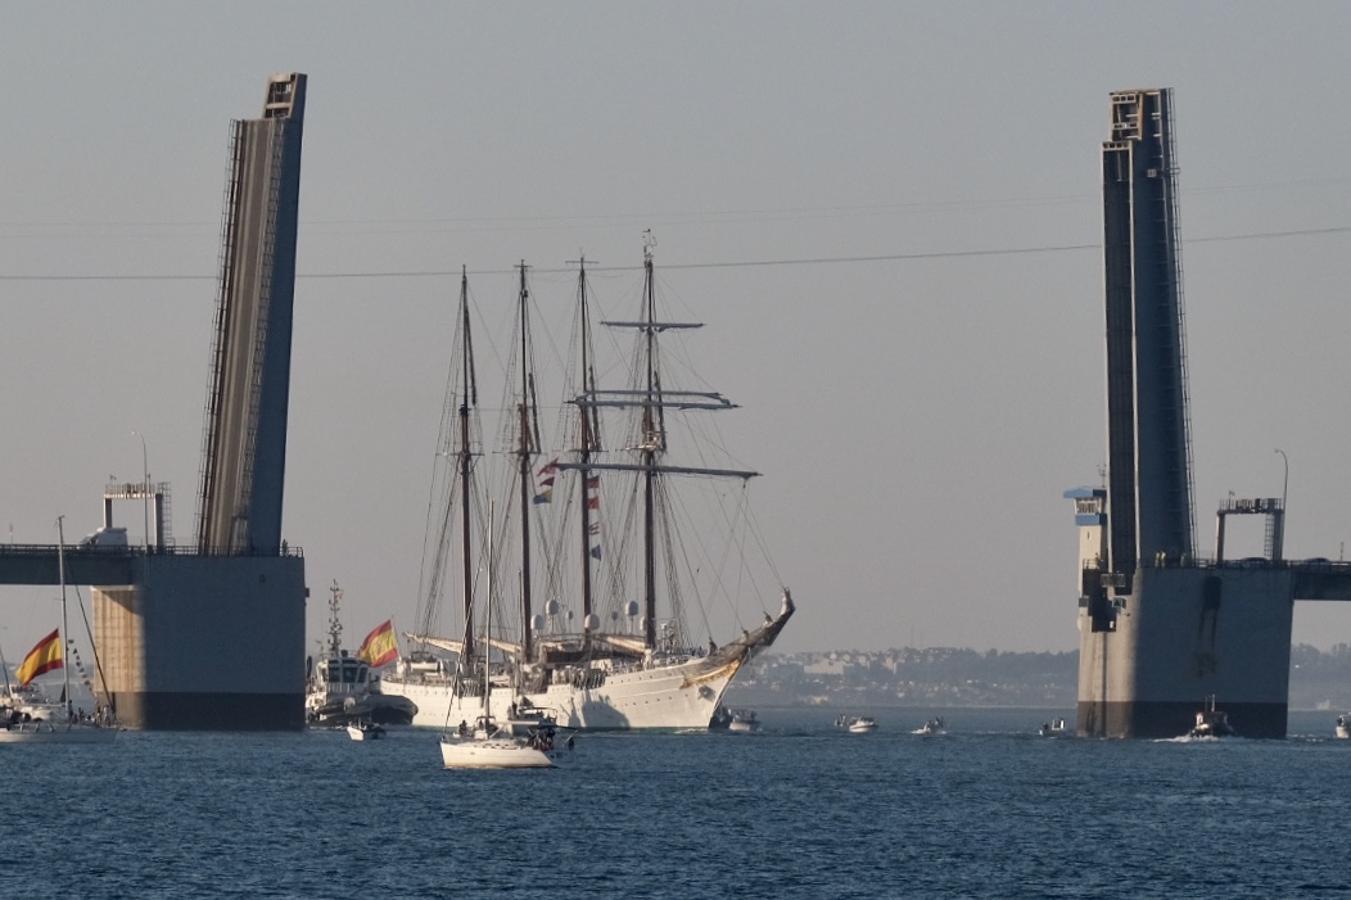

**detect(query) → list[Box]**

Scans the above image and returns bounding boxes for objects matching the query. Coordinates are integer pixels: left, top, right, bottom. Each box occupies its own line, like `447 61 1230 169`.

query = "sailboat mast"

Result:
457 266 476 660
641 246 658 650
577 257 595 637
515 261 535 663
57 515 72 720
483 501 494 716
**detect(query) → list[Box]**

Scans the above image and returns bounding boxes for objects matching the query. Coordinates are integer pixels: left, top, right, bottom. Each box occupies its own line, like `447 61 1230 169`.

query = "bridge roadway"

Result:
0 544 302 587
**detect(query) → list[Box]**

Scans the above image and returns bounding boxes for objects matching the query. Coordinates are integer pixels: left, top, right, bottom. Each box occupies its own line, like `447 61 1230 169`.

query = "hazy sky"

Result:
3 1 1351 655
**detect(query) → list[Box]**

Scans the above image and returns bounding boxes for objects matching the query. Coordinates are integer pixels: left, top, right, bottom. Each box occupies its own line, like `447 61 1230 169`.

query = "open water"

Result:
4 707 1349 899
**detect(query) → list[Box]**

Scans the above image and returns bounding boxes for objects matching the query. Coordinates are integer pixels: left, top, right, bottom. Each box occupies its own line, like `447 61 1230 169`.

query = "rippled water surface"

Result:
4 708 1349 898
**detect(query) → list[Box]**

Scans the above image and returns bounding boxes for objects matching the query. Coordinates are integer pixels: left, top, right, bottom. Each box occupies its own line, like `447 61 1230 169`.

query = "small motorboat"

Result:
346 721 385 741
1038 717 1069 737
727 710 760 733
1188 695 1235 738
846 716 877 734
913 717 945 736
1335 714 1349 740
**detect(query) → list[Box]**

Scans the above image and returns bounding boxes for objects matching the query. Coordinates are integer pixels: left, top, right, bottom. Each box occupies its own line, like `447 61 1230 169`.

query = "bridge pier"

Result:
93 555 305 729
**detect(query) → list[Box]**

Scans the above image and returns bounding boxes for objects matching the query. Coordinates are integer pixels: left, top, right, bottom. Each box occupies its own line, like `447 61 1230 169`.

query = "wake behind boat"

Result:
380 243 794 731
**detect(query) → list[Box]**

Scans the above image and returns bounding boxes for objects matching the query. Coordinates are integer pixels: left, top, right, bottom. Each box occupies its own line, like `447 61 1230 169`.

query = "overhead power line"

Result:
0 224 1347 283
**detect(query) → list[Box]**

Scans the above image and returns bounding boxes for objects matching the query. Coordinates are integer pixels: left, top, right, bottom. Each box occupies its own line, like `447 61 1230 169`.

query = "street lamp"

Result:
1274 448 1289 511
1275 448 1289 562
132 431 150 552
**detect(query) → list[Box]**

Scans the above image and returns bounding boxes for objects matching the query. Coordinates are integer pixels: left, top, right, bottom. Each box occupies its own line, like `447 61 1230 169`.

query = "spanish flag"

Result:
357 620 398 668
17 628 63 687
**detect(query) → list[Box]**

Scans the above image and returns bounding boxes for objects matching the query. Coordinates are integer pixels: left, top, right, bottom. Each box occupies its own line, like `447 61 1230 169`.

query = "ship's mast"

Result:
575 256 598 640
326 580 343 657
57 515 72 721
457 266 478 660
641 240 661 650
515 261 538 663
558 234 759 649
483 501 494 716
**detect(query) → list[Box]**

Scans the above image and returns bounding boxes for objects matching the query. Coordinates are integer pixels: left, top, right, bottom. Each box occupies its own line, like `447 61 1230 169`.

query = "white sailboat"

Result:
0 517 118 744
381 245 795 730
440 503 555 769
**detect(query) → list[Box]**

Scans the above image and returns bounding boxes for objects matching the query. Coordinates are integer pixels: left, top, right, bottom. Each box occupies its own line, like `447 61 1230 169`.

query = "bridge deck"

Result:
0 544 301 586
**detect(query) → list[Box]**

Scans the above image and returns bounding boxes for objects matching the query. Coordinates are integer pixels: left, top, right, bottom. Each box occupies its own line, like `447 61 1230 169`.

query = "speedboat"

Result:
440 715 556 769
346 721 385 741
727 710 760 733
1188 695 1235 738
1335 714 1349 740
846 716 877 734
1039 717 1069 737
914 717 945 736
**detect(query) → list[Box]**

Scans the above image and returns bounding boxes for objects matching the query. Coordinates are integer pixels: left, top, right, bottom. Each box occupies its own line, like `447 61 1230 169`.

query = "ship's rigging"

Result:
407 237 782 668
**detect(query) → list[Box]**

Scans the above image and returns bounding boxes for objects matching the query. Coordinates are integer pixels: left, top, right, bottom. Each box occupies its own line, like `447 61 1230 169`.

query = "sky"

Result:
2 1 1351 656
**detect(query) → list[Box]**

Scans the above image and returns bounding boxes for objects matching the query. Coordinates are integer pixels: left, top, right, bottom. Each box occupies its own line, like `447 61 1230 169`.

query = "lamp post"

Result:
1275 448 1289 562
132 431 150 552
1274 448 1288 511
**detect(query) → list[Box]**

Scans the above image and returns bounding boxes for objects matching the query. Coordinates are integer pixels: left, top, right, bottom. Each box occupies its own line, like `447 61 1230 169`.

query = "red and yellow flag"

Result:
357 620 398 668
17 628 63 687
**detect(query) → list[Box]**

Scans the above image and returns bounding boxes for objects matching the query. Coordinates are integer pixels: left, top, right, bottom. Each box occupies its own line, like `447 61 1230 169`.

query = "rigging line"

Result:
70 583 113 709
741 484 786 590
663 476 737 638
5 223 1349 283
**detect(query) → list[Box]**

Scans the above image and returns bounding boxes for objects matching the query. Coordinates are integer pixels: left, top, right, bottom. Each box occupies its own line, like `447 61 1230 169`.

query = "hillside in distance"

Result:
727 644 1351 711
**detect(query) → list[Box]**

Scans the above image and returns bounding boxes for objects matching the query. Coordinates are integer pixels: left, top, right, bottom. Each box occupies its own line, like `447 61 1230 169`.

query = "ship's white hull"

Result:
383 655 741 731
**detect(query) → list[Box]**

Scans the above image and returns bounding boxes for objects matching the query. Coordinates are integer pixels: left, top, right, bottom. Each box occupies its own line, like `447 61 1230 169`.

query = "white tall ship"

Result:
379 243 795 730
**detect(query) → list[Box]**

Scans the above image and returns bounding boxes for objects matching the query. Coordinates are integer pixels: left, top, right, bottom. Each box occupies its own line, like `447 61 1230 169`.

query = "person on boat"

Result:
457 719 468 737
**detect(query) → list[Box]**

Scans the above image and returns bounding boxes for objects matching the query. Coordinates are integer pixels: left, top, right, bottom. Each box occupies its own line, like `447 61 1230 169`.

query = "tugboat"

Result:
1335 713 1349 740
1188 695 1235 738
306 582 417 727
